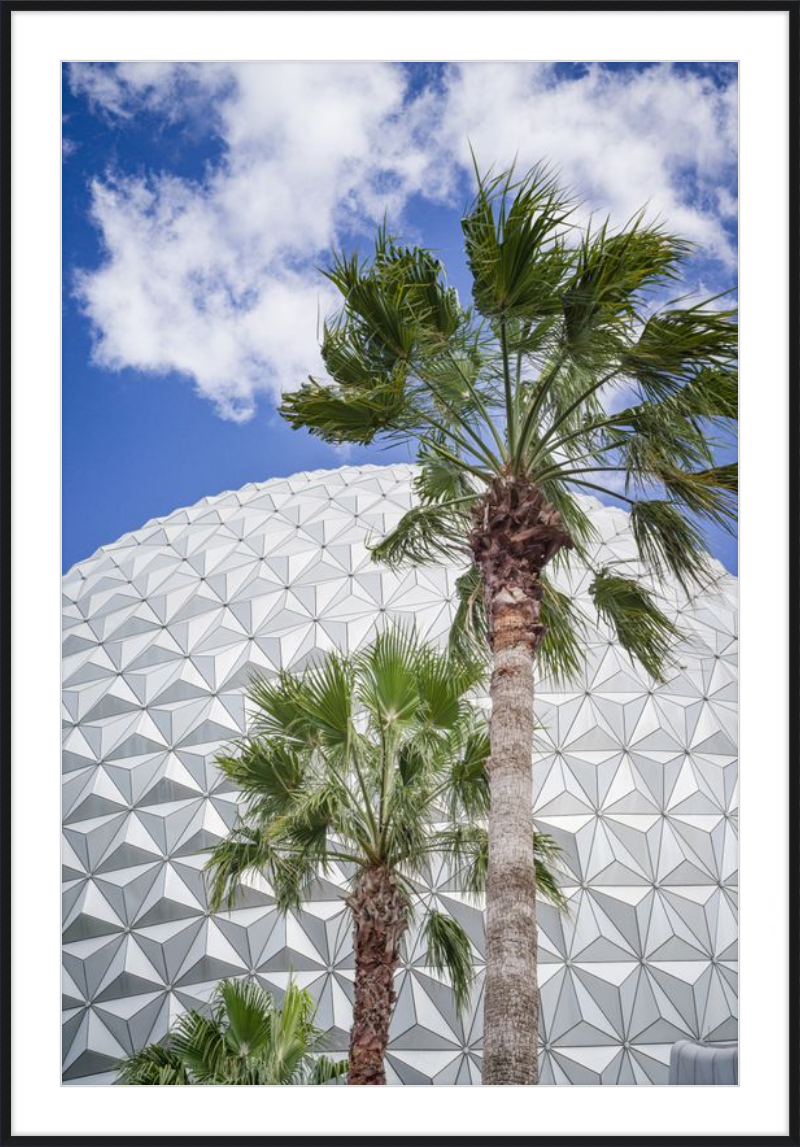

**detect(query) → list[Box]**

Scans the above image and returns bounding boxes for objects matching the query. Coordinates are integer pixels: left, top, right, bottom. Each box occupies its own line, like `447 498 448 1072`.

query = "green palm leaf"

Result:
657 463 737 531
589 568 681 681
116 1043 189 1086
432 825 567 910
449 564 488 662
309 1055 349 1085
216 740 304 816
117 980 344 1086
444 721 491 820
422 910 476 1015
369 498 473 568
280 374 415 446
630 499 713 593
538 577 588 686
463 161 573 325
248 655 353 749
204 828 269 912
620 303 737 404
218 979 275 1060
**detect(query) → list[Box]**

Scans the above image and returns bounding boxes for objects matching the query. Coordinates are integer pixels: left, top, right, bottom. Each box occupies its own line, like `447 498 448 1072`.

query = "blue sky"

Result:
63 62 738 573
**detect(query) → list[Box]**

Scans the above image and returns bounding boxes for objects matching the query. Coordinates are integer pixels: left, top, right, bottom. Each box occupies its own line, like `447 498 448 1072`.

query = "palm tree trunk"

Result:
482 586 540 1085
346 866 407 1085
470 476 572 1086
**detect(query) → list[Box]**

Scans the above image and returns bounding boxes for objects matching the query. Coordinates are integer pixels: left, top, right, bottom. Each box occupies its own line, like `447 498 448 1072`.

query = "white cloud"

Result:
70 62 737 421
62 113 78 160
69 62 232 120
430 63 738 262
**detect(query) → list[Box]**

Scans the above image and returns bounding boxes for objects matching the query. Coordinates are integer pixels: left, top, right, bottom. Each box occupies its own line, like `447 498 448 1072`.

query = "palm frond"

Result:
309 1055 349 1085
205 827 318 914
562 216 692 367
217 979 275 1061
443 721 491 820
369 499 471 568
117 980 338 1086
463 160 574 324
656 463 737 532
537 576 588 686
370 231 465 341
268 980 324 1085
321 322 390 389
589 568 681 681
533 832 569 911
170 1009 227 1083
385 777 437 872
204 827 269 912
676 364 737 421
537 359 605 433
422 910 476 1015
264 849 324 914
604 399 716 481
431 824 489 895
356 626 423 731
274 783 346 864
216 740 304 817
116 1043 189 1086
279 374 417 447
448 564 489 661
620 302 738 404
334 274 418 362
413 451 478 505
324 231 467 374
415 348 498 432
630 499 713 593
248 654 354 750
414 645 484 733
429 825 567 910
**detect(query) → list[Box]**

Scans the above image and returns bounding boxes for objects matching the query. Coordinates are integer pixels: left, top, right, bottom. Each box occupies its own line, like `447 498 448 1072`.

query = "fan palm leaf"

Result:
117 980 345 1086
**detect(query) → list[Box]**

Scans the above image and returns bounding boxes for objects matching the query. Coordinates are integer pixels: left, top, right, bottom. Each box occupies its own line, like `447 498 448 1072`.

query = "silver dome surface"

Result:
62 464 738 1084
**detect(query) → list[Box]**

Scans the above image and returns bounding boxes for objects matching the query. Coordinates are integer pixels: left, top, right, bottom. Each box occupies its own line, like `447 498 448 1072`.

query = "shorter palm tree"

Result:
205 629 565 1085
116 978 347 1085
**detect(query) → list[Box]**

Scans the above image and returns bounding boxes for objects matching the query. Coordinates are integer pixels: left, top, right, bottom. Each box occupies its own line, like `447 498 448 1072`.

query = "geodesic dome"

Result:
62 464 738 1084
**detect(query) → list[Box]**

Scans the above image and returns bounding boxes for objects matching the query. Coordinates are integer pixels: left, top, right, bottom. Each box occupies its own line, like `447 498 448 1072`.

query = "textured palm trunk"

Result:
483 588 540 1084
346 866 407 1085
470 477 572 1086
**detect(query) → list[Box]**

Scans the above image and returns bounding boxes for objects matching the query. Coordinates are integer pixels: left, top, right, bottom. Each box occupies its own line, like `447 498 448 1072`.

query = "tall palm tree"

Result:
279 163 738 1083
117 978 347 1085
205 629 566 1085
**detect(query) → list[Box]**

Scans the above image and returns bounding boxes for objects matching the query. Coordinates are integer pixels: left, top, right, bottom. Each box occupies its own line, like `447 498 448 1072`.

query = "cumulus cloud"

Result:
70 62 737 421
62 113 78 160
69 62 233 120
433 64 738 262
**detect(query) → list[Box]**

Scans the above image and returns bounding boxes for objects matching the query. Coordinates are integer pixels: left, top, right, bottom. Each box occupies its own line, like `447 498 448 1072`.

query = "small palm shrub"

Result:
116 978 347 1085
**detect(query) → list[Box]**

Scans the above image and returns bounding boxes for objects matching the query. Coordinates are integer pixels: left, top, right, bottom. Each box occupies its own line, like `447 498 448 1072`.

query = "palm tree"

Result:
278 163 738 1083
116 978 347 1085
204 629 566 1085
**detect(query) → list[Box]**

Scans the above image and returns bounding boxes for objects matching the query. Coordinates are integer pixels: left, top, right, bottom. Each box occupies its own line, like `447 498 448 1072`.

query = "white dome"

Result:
62 464 738 1084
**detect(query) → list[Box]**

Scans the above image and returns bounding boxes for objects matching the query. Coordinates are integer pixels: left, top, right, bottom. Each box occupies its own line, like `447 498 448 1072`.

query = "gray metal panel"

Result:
669 1040 738 1084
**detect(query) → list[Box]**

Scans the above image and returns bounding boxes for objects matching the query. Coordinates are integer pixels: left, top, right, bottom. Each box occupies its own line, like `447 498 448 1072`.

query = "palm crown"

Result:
280 162 737 678
205 629 564 1083
116 978 347 1085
